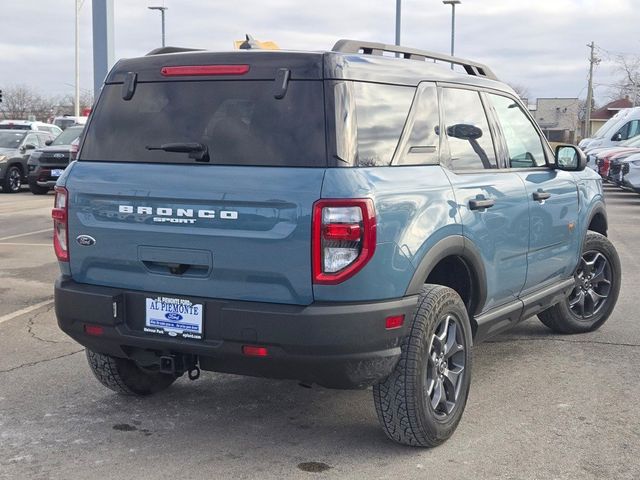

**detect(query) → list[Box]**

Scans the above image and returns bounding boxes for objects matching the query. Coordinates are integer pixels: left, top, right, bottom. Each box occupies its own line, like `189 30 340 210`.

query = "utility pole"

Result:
584 41 596 138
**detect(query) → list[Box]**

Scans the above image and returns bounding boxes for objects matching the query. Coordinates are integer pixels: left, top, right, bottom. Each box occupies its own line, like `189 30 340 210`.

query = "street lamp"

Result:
442 0 461 69
148 6 168 47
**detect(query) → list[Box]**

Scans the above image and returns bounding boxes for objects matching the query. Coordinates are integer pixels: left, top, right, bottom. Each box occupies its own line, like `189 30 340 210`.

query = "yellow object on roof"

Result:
234 34 279 50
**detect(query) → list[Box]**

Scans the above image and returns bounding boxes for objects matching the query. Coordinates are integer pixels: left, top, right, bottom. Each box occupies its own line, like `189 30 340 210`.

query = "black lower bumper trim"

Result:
55 278 418 389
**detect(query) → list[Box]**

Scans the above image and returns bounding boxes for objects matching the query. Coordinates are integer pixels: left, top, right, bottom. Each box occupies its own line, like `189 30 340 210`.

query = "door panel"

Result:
445 170 529 312
516 170 580 293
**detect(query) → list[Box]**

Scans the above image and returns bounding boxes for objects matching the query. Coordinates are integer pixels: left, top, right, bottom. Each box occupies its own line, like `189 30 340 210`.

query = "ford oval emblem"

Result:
76 235 96 247
165 312 183 322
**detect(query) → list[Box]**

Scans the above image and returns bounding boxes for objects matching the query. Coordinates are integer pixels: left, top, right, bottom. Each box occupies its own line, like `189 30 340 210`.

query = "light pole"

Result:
443 0 461 69
395 0 401 47
148 6 168 47
75 0 81 118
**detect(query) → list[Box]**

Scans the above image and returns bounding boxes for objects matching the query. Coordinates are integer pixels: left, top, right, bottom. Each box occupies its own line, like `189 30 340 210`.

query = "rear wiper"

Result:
145 142 209 162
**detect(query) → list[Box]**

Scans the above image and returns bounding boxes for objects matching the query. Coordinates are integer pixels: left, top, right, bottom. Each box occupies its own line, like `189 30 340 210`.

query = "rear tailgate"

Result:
67 51 327 306
66 163 323 305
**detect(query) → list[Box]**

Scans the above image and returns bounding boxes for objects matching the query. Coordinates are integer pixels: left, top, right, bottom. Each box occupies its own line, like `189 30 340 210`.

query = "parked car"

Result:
0 129 55 193
53 115 88 130
0 120 62 137
53 40 621 447
580 106 640 151
617 153 640 193
586 135 640 170
27 125 84 194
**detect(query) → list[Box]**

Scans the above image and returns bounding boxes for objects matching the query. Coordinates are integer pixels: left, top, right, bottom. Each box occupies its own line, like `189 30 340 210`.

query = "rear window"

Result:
80 80 326 166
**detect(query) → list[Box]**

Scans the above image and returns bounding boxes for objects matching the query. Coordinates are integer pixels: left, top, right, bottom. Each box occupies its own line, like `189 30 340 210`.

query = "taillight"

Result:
70 138 79 160
312 199 376 284
160 65 250 76
52 186 69 262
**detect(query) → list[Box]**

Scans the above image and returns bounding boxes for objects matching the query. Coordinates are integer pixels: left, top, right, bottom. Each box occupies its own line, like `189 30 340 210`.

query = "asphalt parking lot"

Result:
1 185 639 480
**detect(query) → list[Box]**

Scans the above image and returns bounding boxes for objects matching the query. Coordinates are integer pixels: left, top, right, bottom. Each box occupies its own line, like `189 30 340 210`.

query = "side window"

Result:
24 134 39 147
394 84 440 165
488 93 546 168
617 120 640 140
352 82 415 167
442 88 497 170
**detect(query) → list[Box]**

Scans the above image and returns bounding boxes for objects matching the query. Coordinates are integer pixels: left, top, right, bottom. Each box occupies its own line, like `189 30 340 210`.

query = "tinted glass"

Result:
0 124 30 130
395 83 439 165
81 81 326 166
52 126 83 146
626 120 640 139
442 88 496 170
489 93 546 167
353 82 414 166
0 131 26 148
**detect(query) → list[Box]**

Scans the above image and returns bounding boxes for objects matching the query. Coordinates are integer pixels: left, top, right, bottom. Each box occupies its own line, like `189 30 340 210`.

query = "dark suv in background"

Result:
27 125 83 194
0 129 55 193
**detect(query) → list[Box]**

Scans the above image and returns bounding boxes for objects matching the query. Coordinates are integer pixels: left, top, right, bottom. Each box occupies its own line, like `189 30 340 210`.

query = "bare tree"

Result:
507 83 531 104
608 54 640 105
58 91 95 115
0 84 57 121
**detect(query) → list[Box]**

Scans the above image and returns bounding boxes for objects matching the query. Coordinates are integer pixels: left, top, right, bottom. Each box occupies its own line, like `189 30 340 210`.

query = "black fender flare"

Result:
585 201 608 236
405 235 487 315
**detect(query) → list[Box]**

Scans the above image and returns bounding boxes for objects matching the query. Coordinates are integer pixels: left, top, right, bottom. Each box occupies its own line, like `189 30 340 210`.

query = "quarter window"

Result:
488 93 546 168
394 84 440 165
442 88 496 170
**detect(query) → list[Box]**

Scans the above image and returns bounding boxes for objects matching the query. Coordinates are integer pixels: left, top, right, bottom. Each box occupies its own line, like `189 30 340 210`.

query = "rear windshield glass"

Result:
80 80 326 166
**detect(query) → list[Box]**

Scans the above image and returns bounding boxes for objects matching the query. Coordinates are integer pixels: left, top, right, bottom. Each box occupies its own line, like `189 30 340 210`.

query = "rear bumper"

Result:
55 278 418 389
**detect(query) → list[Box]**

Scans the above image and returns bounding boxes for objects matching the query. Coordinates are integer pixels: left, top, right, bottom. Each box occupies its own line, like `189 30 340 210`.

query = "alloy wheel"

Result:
8 168 21 192
425 314 466 418
569 250 612 319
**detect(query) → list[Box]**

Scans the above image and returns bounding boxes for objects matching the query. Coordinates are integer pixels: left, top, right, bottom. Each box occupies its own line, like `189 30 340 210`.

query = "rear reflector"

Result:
84 324 104 336
161 65 250 77
242 345 269 357
385 315 405 330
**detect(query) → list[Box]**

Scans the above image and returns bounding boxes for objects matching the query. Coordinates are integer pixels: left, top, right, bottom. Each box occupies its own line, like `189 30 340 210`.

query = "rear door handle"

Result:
533 191 551 201
469 198 495 210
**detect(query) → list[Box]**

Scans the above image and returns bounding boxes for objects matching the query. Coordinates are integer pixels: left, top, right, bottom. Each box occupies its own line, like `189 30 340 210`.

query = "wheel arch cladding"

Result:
588 206 607 236
405 235 487 321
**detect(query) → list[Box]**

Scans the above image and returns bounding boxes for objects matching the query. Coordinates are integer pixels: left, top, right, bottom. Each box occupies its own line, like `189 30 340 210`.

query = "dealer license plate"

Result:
144 296 204 340
51 169 64 177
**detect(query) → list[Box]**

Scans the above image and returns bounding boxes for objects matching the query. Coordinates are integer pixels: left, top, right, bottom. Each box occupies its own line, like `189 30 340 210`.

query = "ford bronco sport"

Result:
54 40 621 447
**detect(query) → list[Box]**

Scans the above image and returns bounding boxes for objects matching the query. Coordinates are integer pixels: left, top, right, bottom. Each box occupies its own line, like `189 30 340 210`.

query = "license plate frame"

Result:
144 296 204 340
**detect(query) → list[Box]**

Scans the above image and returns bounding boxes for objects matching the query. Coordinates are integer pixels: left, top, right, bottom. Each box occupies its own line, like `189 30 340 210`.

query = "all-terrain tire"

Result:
86 349 177 396
538 231 621 334
373 285 473 447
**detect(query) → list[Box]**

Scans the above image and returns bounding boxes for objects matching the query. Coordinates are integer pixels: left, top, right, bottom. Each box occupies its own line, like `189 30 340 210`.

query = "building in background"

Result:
531 98 581 144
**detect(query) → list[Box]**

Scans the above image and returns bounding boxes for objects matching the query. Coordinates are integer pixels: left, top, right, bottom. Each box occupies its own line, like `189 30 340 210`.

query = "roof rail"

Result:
331 39 498 81
146 46 205 56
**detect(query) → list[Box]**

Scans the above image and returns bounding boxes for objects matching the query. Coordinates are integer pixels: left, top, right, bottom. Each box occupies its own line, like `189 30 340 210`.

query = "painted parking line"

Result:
0 299 54 326
0 243 51 246
0 228 51 242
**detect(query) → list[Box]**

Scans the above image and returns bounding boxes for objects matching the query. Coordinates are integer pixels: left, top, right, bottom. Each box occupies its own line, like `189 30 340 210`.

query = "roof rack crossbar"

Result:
331 39 498 81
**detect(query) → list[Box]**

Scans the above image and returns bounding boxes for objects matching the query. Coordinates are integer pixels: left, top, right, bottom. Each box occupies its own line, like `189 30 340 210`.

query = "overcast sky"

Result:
1 0 637 105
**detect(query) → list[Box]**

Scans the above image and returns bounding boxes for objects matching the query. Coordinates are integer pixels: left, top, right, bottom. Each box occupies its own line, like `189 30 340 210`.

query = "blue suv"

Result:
53 40 621 447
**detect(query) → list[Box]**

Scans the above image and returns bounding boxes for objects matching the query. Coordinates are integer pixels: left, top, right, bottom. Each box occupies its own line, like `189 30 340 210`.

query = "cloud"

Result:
0 0 636 104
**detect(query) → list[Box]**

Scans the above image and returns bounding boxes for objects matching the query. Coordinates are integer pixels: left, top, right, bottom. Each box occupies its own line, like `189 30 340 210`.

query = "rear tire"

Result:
86 349 177 396
373 285 473 447
538 231 621 334
28 179 50 195
1 166 22 193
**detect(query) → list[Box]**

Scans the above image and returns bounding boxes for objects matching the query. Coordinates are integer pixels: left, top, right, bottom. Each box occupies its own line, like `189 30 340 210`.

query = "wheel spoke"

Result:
569 290 585 316
442 366 463 400
430 378 445 411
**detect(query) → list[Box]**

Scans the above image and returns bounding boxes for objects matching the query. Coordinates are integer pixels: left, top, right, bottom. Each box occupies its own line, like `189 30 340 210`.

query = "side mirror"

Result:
555 145 586 171
612 132 623 141
446 123 483 140
24 143 36 151
45 139 53 146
